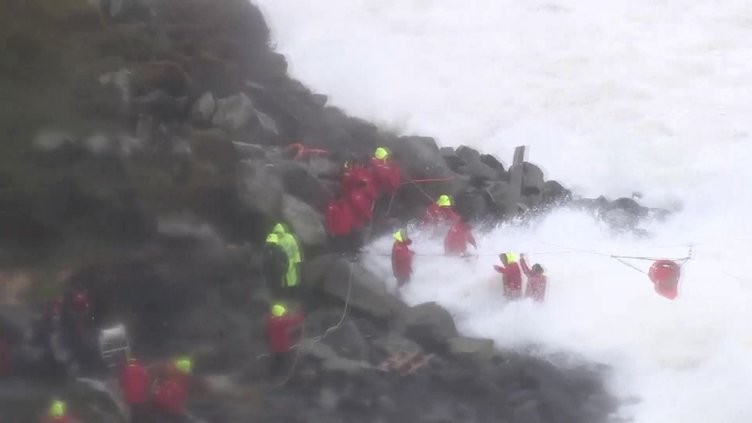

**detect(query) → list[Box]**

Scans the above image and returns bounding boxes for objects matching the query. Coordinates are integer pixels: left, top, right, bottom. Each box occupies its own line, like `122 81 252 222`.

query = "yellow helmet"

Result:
271 303 287 317
393 230 404 243
504 253 519 264
272 223 286 234
174 356 192 375
266 233 279 244
374 147 390 160
437 195 452 208
49 400 66 418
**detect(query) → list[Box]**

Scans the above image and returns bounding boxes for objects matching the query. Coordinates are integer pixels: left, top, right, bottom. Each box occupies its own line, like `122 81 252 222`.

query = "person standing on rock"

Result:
391 229 415 287
494 253 523 300
325 198 360 254
370 147 402 197
119 357 151 423
341 159 377 200
422 194 461 227
444 219 477 256
520 254 547 302
266 302 304 378
263 233 290 299
271 224 302 300
152 356 193 422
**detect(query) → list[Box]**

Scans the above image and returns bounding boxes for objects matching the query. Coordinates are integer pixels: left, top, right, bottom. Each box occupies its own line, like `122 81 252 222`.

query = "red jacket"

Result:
391 239 414 282
494 262 522 299
325 199 356 236
347 189 375 226
342 165 376 199
521 258 546 302
152 379 186 415
119 360 150 405
444 221 476 256
266 312 305 354
370 157 402 196
422 204 461 226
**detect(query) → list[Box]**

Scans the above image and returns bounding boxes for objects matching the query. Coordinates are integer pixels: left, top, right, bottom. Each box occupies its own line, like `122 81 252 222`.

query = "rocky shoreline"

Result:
0 1 658 421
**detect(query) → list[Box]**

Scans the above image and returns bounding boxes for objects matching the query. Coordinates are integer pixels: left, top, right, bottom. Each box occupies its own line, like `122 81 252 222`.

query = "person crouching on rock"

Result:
391 229 415 288
520 254 547 302
266 303 304 378
494 253 522 300
444 220 477 256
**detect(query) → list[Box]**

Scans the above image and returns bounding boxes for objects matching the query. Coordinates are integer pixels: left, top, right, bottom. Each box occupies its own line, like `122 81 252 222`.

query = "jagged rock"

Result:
213 93 257 132
306 310 368 361
448 337 495 361
301 341 370 374
455 186 489 221
480 154 507 178
389 136 454 199
272 160 333 211
485 180 523 217
192 92 217 124
237 160 284 217
542 180 571 204
281 194 326 247
319 258 406 320
455 145 498 180
440 147 463 172
131 89 187 118
404 302 458 349
518 162 546 206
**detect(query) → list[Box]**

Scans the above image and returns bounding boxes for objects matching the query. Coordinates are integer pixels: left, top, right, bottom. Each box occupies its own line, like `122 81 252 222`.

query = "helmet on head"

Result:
271 303 287 317
272 223 286 234
49 400 66 418
374 147 390 160
504 253 519 264
266 233 279 244
437 195 452 208
393 230 404 243
174 356 192 375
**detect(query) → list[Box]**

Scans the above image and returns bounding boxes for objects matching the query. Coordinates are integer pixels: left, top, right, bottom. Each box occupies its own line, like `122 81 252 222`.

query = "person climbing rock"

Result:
325 198 362 253
270 224 303 301
266 303 304 378
369 146 402 197
263 233 290 298
422 194 461 227
152 356 192 422
494 252 522 300
119 357 150 423
444 220 477 256
520 254 547 302
391 229 415 287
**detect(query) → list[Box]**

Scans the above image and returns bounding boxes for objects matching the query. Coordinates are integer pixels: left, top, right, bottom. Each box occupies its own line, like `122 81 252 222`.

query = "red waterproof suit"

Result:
266 312 305 354
370 157 402 196
392 239 414 286
342 165 376 199
520 258 546 302
152 379 186 415
347 189 375 227
494 262 522 299
444 221 476 256
325 199 356 236
119 359 150 405
422 204 461 226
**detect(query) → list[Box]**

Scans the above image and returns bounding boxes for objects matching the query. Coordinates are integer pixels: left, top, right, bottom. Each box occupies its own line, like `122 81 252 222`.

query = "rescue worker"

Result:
152 356 192 422
648 259 681 300
341 160 376 200
263 233 289 298
347 185 376 229
369 147 402 197
444 220 477 256
325 198 361 253
119 357 150 423
266 303 304 377
520 254 546 302
494 253 523 300
422 195 461 227
42 399 75 423
271 224 302 300
391 229 415 287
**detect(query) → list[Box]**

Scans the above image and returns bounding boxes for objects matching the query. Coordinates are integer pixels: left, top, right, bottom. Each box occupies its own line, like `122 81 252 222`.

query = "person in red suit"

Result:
422 195 461 227
266 303 304 377
648 259 681 300
119 357 150 423
391 230 415 287
369 147 402 197
325 198 363 253
444 220 477 256
494 253 523 300
347 186 375 227
42 400 77 423
341 161 376 200
520 254 547 302
152 356 192 422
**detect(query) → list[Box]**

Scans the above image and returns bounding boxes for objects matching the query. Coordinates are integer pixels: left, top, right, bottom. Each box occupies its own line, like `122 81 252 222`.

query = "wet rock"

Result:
237 160 284 217
455 145 498 180
448 336 495 361
131 89 187 118
192 92 217 125
512 399 544 423
389 136 455 201
307 310 368 361
319 258 405 320
455 186 490 222
485 180 523 217
213 93 258 132
480 153 507 178
440 147 463 172
404 302 458 349
519 162 546 206
231 142 267 160
272 160 334 211
281 194 326 247
542 180 571 204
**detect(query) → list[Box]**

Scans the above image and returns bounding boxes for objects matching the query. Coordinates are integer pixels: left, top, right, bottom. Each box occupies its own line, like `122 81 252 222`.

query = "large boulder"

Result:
281 194 326 247
455 145 498 181
272 160 334 211
515 162 546 207
404 302 458 349
388 136 456 203
448 336 495 361
313 257 406 321
542 180 571 205
212 93 278 140
485 180 524 217
237 160 284 217
191 92 217 125
306 309 369 361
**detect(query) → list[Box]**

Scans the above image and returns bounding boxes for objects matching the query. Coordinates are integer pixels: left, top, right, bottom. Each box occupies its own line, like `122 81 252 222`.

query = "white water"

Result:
255 1 752 421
